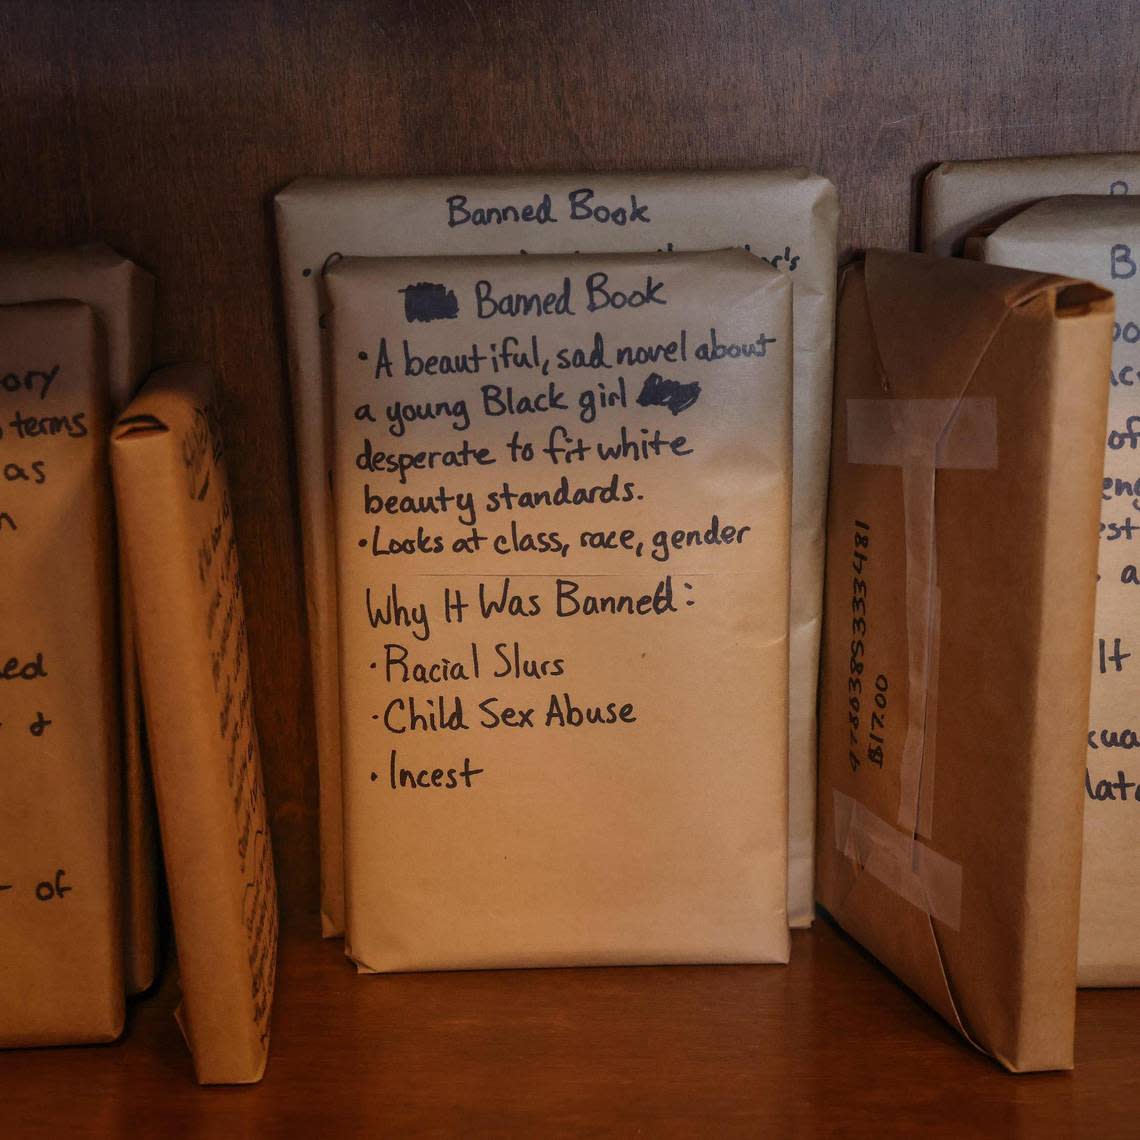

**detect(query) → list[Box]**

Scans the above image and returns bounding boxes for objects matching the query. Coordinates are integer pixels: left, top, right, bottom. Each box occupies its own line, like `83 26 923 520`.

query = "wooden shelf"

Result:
2 918 1138 1135
3 3 1139 1132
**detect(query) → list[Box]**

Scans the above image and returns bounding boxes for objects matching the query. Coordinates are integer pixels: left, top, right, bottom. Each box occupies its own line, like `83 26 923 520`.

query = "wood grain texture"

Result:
1 922 1139 1136
1 3 1139 1129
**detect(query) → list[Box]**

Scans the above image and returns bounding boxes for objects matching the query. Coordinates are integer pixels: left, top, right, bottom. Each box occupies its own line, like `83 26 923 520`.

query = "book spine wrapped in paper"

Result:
328 249 792 973
111 364 277 1084
0 301 124 1047
815 249 1114 1072
970 195 1140 986
0 245 159 995
274 170 838 935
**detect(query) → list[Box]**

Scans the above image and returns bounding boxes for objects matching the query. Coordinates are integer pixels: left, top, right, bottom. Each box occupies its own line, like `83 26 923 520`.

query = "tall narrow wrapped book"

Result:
276 171 838 933
0 301 123 1046
816 250 1114 1071
328 249 792 971
111 365 277 1084
970 195 1140 986
0 246 159 995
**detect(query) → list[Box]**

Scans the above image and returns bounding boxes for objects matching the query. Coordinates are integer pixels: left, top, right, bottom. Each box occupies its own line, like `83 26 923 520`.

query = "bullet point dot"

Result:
358 538 368 547
358 350 368 361
371 714 379 720
370 771 378 782
302 267 312 277
370 662 377 669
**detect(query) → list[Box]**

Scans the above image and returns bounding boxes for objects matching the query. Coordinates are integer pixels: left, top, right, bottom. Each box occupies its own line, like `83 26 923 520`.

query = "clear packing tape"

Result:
836 396 999 932
832 394 1001 1052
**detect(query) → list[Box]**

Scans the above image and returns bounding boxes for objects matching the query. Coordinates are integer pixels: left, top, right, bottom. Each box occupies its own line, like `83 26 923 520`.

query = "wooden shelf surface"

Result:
3 918 1139 1137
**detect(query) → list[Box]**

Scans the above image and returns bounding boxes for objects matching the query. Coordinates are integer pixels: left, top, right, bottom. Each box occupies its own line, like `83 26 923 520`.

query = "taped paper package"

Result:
275 170 838 934
0 246 158 994
112 364 277 1084
816 250 1113 1071
0 302 124 1046
328 249 792 971
921 152 1140 256
970 195 1140 986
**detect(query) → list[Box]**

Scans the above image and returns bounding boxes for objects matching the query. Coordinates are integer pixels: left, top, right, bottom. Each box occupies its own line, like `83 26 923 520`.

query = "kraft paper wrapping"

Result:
0 246 158 995
111 364 277 1084
921 153 1140 257
972 195 1140 986
0 301 124 1046
816 250 1113 1072
275 170 838 934
328 249 791 971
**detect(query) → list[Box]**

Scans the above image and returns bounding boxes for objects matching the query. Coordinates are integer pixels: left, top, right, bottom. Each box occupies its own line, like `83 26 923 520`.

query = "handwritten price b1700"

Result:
846 520 888 772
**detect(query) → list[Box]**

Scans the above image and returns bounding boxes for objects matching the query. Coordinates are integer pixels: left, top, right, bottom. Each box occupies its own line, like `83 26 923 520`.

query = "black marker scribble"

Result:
636 371 701 416
401 282 459 323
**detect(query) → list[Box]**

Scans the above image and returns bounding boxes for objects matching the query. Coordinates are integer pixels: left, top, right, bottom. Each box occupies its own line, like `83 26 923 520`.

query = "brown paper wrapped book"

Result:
816 250 1114 1071
970 195 1140 986
111 364 277 1084
328 249 792 971
922 153 1140 256
275 170 838 934
0 245 159 995
0 301 123 1046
